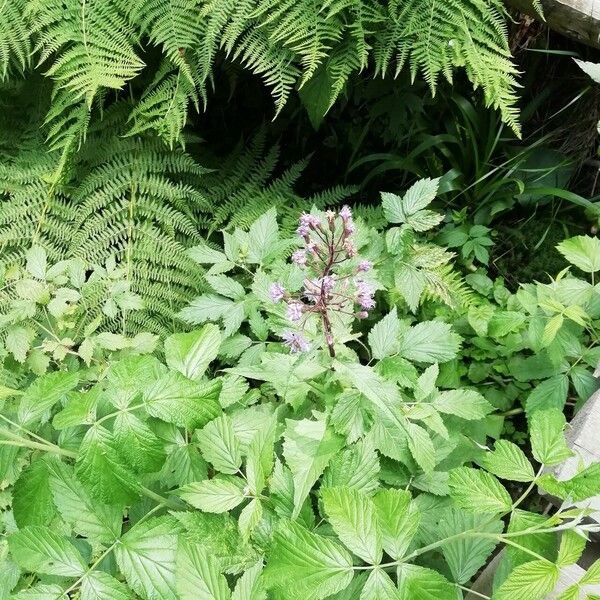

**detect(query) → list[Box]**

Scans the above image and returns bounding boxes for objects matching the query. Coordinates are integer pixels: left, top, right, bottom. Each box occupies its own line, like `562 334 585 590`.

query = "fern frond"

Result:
28 0 144 106
233 29 301 116
127 60 199 148
372 0 520 135
0 0 30 79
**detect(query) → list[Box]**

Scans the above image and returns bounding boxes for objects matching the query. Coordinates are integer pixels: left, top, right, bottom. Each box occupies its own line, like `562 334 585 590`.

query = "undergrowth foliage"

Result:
2 183 600 599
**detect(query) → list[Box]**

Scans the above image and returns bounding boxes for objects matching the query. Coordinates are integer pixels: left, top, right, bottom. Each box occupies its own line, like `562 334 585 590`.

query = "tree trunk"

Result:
507 0 600 48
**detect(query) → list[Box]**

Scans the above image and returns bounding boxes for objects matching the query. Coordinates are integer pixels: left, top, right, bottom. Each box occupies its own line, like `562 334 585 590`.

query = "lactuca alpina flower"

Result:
281 331 310 353
271 206 376 357
269 282 285 303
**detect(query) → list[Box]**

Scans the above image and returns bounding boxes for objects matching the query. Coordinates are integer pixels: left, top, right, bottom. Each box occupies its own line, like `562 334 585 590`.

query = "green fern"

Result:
0 0 31 80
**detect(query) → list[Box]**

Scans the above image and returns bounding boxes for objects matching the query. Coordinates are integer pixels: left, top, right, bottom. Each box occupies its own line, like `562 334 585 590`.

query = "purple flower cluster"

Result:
271 206 376 357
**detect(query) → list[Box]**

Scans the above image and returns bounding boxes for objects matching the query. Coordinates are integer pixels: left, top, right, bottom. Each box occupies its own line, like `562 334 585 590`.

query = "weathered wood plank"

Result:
543 390 600 523
506 0 600 49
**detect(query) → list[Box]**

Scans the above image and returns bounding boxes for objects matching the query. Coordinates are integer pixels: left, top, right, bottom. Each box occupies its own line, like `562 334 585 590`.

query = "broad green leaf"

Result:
406 422 436 473
480 440 535 482
12 458 57 528
321 439 380 496
557 530 586 567
433 389 493 420
331 390 373 444
114 516 180 600
26 246 47 279
322 487 382 564
246 418 277 495
179 477 246 513
144 373 222 429
53 389 98 430
398 321 460 364
530 409 573 466
11 584 66 599
179 294 236 324
360 569 400 599
580 558 600 584
538 462 600 502
557 235 600 273
198 414 242 474
232 562 266 600
81 571 132 600
47 459 122 544
248 208 279 264
396 565 456 600
238 498 263 541
18 371 79 425
113 412 165 473
8 526 86 577
188 242 228 264
173 511 256 575
263 520 354 600
105 355 167 409
176 542 231 600
75 425 139 504
164 324 222 380
395 264 427 312
5 326 34 363
205 275 246 300
369 309 400 360
381 178 439 223
373 489 420 560
283 416 344 518
493 559 559 600
506 509 557 569
448 467 512 513
525 375 569 415
436 509 503 584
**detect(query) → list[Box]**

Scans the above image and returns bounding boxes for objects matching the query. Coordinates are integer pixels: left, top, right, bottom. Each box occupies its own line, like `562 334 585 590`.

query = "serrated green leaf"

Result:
238 498 263 541
381 178 439 224
8 526 86 577
396 564 456 600
538 462 600 502
75 425 139 504
530 409 574 466
176 542 231 600
47 459 122 544
525 375 569 415
263 520 354 600
144 372 222 429
436 509 502 583
283 416 344 519
232 562 266 600
81 571 132 600
198 414 242 474
248 208 279 264
114 516 180 600
557 236 600 273
373 488 420 560
406 422 436 473
12 458 57 528
26 246 47 279
557 530 586 567
493 559 559 600
448 467 512 513
433 389 493 420
480 440 535 482
113 412 165 473
399 321 460 364
369 309 400 360
322 486 382 564
321 439 380 496
246 418 276 495
18 371 80 425
360 569 400 599
11 584 66 599
179 477 246 513
164 325 222 381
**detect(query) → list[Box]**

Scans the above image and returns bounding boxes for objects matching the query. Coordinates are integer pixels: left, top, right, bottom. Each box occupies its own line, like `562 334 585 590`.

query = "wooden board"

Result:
507 0 600 48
